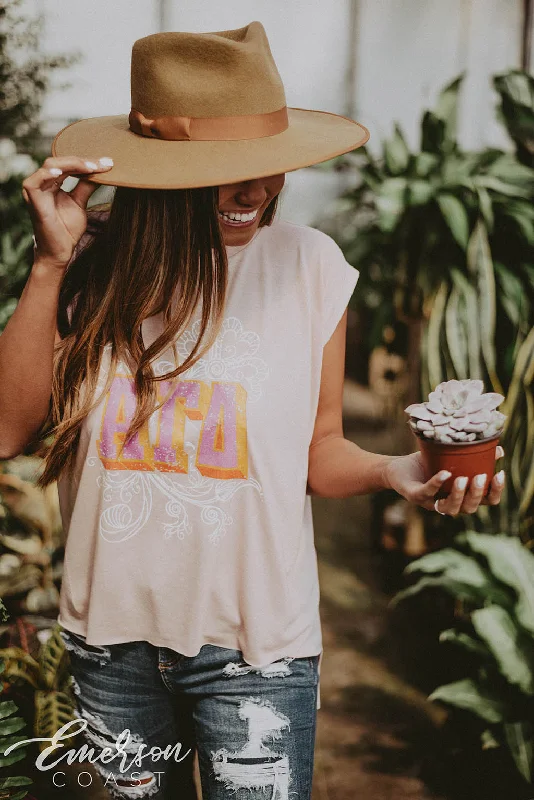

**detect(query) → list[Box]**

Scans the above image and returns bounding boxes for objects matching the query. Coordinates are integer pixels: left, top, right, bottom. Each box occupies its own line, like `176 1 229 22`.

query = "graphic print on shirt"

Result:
85 317 268 545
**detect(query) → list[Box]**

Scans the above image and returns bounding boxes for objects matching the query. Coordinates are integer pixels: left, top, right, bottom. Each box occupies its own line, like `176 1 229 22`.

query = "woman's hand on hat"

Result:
22 156 113 271
383 446 506 516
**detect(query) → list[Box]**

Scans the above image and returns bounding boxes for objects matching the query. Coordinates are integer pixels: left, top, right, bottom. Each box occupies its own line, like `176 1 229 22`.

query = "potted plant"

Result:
405 379 506 497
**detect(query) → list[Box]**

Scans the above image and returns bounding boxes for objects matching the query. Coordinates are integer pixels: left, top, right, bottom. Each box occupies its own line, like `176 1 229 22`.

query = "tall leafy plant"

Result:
317 71 534 539
394 533 534 785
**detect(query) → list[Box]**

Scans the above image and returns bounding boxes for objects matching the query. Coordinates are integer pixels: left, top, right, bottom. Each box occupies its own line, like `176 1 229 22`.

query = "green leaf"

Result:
444 283 468 379
472 606 534 695
407 179 435 206
459 533 534 638
439 628 490 658
421 111 446 154
476 187 494 231
486 154 534 189
392 575 511 609
450 269 483 379
384 124 410 175
0 700 19 719
504 721 533 783
0 777 33 789
413 152 439 177
426 281 448 389
375 178 408 232
476 175 532 198
9 790 33 800
435 75 464 129
429 678 508 723
437 193 470 248
467 220 502 394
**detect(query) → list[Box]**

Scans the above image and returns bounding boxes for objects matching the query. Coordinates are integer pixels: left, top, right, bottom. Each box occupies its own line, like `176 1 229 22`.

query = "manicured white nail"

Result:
474 473 487 488
49 167 62 177
496 446 504 458
438 471 452 481
98 157 114 167
456 476 468 490
84 160 98 170
495 470 505 485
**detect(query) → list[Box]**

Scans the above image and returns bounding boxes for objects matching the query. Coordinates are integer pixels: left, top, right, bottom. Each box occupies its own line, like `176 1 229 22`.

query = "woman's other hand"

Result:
384 446 505 516
22 155 114 271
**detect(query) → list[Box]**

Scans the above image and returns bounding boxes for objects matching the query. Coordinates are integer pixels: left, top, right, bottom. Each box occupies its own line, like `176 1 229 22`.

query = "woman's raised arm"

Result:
0 156 112 459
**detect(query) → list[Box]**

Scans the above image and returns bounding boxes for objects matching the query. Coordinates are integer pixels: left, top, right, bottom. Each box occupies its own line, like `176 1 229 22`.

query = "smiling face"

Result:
218 173 285 246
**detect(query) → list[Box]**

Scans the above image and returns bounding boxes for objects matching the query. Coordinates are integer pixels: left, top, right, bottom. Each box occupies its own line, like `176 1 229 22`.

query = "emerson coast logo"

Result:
3 718 190 791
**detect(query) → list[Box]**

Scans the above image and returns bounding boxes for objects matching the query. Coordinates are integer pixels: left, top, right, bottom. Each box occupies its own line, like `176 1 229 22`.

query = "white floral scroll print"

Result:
177 317 269 402
86 316 269 545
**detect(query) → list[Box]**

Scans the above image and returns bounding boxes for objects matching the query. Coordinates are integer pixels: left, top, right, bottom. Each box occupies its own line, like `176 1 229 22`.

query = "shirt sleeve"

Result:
318 233 360 347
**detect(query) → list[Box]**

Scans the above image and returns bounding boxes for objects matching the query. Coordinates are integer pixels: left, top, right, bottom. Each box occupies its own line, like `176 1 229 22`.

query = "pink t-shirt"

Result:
56 216 359 710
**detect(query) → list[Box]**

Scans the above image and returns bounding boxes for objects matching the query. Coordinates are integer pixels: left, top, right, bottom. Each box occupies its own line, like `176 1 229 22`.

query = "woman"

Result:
1 22 504 800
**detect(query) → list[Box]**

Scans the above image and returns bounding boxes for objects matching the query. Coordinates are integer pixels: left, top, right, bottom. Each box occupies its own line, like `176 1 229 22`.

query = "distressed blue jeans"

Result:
58 627 320 800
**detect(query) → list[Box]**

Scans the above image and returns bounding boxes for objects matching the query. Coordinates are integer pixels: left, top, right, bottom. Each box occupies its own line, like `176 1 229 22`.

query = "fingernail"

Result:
438 471 452 481
456 476 468 490
49 167 62 177
84 160 98 170
496 446 504 457
98 157 114 167
474 473 487 488
496 470 505 485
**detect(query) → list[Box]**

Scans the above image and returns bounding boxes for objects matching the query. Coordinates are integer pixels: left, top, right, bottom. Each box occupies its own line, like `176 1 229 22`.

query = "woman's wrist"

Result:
380 455 401 491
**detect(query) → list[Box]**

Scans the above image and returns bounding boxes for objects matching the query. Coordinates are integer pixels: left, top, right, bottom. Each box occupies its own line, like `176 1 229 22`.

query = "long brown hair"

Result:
33 185 278 490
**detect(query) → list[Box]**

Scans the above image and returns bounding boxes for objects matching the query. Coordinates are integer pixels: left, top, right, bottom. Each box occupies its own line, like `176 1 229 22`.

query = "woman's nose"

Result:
236 180 267 207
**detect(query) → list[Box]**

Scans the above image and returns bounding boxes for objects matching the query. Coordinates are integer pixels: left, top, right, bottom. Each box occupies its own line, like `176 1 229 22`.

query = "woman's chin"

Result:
221 222 259 246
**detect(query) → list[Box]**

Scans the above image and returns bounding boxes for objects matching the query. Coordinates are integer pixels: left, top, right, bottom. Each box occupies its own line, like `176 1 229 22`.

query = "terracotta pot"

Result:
412 426 501 498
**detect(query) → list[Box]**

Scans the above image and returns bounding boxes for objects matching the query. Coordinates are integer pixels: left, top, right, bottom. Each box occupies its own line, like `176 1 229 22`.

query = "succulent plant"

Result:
405 379 506 443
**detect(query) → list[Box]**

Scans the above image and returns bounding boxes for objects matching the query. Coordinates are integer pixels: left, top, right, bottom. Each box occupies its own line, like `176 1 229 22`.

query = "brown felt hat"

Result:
52 21 369 189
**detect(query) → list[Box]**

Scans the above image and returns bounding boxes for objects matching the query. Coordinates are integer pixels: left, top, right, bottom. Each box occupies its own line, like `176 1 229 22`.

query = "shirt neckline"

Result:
225 226 265 259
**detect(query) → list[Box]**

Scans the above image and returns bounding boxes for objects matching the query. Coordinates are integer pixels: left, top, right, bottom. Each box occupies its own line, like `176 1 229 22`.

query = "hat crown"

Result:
131 21 286 120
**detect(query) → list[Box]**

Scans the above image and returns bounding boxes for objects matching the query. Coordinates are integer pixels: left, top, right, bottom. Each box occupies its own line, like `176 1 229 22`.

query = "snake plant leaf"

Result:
384 124 410 175
504 721 534 783
467 220 503 395
445 283 468 379
437 193 470 248
458 533 534 637
471 606 534 695
426 281 448 389
495 262 528 326
439 628 491 658
476 187 494 231
450 269 482 379
429 678 508 723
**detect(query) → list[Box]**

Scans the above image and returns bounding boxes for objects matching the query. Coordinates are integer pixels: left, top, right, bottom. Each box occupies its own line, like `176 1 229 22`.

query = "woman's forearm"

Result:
307 435 397 498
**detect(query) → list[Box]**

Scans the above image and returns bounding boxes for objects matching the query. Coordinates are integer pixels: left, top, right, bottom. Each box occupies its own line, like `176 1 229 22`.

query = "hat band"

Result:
129 106 289 141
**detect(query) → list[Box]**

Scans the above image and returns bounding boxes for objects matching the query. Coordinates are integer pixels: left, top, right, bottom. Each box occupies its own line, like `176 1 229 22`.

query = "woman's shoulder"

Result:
268 218 340 255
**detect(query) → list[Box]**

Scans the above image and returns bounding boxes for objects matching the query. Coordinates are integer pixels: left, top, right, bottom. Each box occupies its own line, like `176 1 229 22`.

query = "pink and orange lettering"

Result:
96 375 248 480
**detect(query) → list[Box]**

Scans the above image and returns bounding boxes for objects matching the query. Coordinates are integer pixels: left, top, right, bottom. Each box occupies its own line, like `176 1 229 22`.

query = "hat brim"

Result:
51 108 369 189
